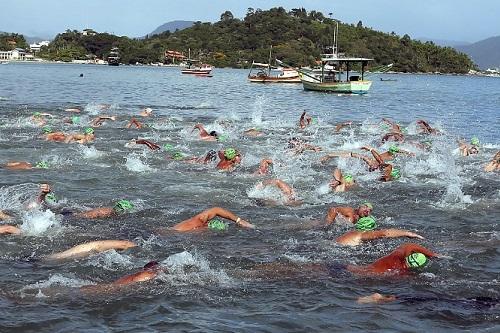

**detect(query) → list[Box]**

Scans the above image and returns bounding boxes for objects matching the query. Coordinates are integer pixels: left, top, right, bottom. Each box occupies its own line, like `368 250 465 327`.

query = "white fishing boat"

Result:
248 46 301 83
181 49 213 75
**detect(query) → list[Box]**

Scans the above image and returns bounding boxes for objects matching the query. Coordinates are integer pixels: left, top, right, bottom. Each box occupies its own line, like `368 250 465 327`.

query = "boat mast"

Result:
268 45 272 76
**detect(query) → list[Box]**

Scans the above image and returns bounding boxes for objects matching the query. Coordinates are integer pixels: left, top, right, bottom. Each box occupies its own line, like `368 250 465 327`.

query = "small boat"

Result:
248 46 301 83
107 47 120 66
380 78 398 82
181 49 213 75
299 22 373 94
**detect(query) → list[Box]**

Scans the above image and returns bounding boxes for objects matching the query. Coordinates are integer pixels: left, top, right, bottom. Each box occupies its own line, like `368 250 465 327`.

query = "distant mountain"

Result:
1 31 51 44
417 37 470 48
148 20 194 37
456 36 500 69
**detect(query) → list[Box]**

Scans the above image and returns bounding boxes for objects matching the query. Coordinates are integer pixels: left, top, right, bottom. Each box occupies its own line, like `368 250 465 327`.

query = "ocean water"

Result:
0 63 499 332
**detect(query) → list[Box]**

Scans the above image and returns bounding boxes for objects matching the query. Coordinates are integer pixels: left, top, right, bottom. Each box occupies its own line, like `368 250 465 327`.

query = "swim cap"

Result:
114 200 134 213
355 216 377 231
343 174 354 183
207 218 227 231
406 252 428 269
224 148 237 160
42 127 52 134
361 202 373 210
389 145 400 154
163 144 173 151
172 152 183 160
35 161 49 169
217 134 228 142
71 116 80 124
470 137 480 146
84 127 94 135
33 112 41 117
390 168 401 179
45 193 58 204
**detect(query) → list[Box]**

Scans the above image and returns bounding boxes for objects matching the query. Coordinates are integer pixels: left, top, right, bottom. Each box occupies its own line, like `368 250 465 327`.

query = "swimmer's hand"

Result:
237 219 255 229
404 231 424 240
40 183 51 193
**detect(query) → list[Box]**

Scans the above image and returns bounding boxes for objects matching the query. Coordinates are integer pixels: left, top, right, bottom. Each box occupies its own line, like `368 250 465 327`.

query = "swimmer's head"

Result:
224 148 237 160
114 200 134 213
389 145 400 154
209 130 218 137
405 252 428 269
206 150 217 162
343 174 354 183
71 116 80 124
361 202 373 210
35 161 49 169
44 193 58 204
207 218 228 231
390 168 401 179
358 202 373 216
172 152 183 160
84 127 94 135
33 112 42 118
42 127 52 134
163 144 173 151
470 137 480 146
355 216 377 231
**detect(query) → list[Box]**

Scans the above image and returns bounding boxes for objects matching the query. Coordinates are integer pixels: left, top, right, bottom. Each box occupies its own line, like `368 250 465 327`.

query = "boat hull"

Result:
181 69 212 75
302 80 372 94
248 76 301 83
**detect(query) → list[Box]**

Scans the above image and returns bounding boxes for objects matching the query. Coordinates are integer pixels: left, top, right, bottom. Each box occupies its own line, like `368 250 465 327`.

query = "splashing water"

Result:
20 209 61 236
0 183 40 211
84 250 134 271
78 145 105 159
251 95 266 126
125 152 154 173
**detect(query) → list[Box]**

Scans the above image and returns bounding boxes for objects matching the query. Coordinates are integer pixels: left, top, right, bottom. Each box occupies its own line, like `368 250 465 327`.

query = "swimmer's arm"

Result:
0 225 21 235
303 144 321 152
210 207 254 229
368 148 385 165
135 139 160 150
398 149 416 157
335 121 352 132
0 210 12 221
360 229 424 242
325 207 343 225
37 183 51 203
397 243 441 258
319 152 351 163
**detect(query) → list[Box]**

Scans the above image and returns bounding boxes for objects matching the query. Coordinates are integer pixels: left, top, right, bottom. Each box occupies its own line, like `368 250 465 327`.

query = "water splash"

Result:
78 145 105 159
19 209 61 236
125 152 154 173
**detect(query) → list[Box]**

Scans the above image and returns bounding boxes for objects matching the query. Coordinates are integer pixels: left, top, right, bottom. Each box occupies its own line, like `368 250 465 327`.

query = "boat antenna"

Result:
269 45 272 74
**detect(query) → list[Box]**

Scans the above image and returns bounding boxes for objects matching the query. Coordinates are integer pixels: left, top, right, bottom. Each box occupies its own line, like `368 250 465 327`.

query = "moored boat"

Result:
181 49 213 75
107 47 120 66
248 46 301 83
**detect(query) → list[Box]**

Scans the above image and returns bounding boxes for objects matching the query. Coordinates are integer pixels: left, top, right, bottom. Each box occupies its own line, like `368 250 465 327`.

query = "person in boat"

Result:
287 137 321 154
72 200 134 219
135 139 160 150
127 117 144 129
91 115 116 127
64 127 95 144
458 137 480 156
243 128 264 137
255 158 273 175
216 148 241 171
256 179 302 205
139 107 153 117
45 240 136 261
171 207 254 232
484 151 500 172
3 160 50 170
299 111 313 129
416 119 440 135
324 202 373 225
335 215 424 246
329 168 355 192
192 124 218 141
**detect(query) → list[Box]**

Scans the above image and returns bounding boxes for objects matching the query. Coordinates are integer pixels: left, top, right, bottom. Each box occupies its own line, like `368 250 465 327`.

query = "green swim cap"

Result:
163 144 173 151
217 134 228 142
362 202 373 210
390 168 401 179
207 218 227 231
406 252 428 269
470 137 480 146
224 148 237 160
114 199 134 213
71 116 80 124
311 117 316 124
172 152 183 160
84 127 94 135
45 193 57 204
355 216 377 231
42 127 52 134
389 145 400 154
33 112 41 117
343 174 354 183
35 161 49 169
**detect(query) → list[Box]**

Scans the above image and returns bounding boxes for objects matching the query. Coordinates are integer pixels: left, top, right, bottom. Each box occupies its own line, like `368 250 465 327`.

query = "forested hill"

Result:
37 7 474 73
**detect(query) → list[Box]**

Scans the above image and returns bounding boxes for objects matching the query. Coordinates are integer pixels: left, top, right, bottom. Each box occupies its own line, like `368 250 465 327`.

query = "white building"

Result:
29 41 50 53
0 48 31 61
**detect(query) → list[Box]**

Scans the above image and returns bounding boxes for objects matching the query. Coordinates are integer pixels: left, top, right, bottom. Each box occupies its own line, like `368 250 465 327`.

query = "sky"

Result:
1 0 499 43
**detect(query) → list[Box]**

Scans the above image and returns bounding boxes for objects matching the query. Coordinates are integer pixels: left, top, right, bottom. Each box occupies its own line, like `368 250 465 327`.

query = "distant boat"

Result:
181 49 213 75
380 78 398 82
248 46 301 83
299 22 373 94
107 47 120 66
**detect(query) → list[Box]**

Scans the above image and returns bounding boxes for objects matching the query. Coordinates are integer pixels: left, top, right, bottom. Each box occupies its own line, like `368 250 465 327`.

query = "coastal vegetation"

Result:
34 7 474 73
0 32 29 50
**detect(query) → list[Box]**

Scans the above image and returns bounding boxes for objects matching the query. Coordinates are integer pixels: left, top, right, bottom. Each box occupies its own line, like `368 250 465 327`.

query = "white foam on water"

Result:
246 183 288 203
195 101 212 109
84 250 134 271
251 95 266 126
78 145 104 159
19 209 61 236
0 183 39 211
22 273 95 292
125 152 155 173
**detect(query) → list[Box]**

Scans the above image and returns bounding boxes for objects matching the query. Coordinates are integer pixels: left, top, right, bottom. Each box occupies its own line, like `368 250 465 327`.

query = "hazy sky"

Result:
1 0 499 42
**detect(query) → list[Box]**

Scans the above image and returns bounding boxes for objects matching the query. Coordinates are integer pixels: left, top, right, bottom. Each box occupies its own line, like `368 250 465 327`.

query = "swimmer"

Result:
3 161 42 170
126 117 144 129
75 199 134 219
458 137 480 156
361 145 415 161
139 107 153 117
325 202 373 225
255 158 273 175
329 168 355 192
171 207 254 231
64 127 95 144
357 293 499 308
64 108 81 113
135 139 160 151
484 151 500 172
43 127 67 142
381 118 403 134
185 149 218 164
346 243 442 276
31 112 53 126
299 111 313 129
287 137 321 154
335 216 424 246
416 119 439 135
381 132 405 143
335 121 353 132
0 225 21 235
0 210 12 221
380 163 400 182
91 115 116 127
192 124 217 141
64 115 82 125
45 240 136 261
216 148 241 171
257 179 301 205
243 128 264 137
